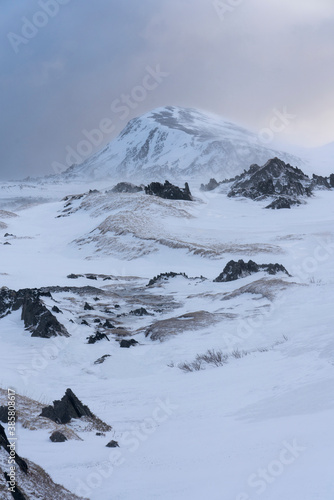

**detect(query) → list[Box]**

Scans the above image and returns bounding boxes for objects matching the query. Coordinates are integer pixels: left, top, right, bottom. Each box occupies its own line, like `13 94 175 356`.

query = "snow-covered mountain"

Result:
62 106 306 183
1 106 334 500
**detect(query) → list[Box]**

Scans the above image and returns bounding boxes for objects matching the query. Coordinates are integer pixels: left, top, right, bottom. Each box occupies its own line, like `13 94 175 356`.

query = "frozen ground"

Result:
0 178 334 499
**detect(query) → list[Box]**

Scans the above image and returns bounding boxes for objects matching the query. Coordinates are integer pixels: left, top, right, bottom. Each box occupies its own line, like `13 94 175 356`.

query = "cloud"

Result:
0 0 334 180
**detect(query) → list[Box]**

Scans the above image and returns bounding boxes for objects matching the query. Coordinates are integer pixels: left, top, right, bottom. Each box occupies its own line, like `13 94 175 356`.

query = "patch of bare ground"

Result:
221 278 302 302
144 310 236 341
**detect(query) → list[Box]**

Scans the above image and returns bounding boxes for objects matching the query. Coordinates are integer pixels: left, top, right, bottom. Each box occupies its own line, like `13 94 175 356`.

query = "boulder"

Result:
106 440 119 448
119 339 138 348
52 305 62 313
84 302 94 310
129 307 150 316
50 431 67 443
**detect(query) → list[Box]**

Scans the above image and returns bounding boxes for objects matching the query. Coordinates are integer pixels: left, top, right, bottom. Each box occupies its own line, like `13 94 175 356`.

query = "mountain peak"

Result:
62 106 305 183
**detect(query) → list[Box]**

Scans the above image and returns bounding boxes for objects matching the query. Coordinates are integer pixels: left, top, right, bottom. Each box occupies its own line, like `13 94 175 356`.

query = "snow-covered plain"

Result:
0 174 334 500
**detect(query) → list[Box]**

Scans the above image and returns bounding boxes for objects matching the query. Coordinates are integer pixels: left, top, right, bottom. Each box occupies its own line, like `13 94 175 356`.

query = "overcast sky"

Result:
1 0 334 180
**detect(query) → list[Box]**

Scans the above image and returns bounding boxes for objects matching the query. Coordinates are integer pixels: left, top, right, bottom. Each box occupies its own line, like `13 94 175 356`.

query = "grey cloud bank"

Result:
1 0 334 180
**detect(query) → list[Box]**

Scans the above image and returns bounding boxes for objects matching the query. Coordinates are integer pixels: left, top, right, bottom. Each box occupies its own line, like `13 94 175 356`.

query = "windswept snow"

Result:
0 162 334 500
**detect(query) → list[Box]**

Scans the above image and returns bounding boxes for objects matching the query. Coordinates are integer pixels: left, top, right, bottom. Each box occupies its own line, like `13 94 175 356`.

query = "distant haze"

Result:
1 0 334 180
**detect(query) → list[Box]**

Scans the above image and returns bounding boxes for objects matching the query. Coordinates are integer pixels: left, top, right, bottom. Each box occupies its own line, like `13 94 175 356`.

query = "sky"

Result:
1 0 334 180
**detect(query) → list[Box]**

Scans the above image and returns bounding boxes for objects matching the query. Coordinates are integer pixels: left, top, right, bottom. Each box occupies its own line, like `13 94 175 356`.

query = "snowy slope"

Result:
61 106 306 183
1 176 334 499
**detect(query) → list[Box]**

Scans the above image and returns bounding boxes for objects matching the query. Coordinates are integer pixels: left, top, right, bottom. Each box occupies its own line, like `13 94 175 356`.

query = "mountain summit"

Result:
62 106 304 183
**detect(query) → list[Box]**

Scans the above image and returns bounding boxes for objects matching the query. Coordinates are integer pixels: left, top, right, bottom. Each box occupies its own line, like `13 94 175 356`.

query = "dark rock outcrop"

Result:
111 182 143 193
145 180 192 201
224 157 334 208
0 406 8 423
129 307 150 316
265 197 301 209
50 431 67 443
311 174 331 189
87 332 110 344
103 319 114 329
106 440 119 448
0 424 28 474
84 302 94 311
147 271 189 286
40 389 95 425
330 173 334 188
51 305 62 314
214 259 290 282
147 271 205 286
200 178 220 191
119 339 138 348
0 288 69 338
228 158 310 201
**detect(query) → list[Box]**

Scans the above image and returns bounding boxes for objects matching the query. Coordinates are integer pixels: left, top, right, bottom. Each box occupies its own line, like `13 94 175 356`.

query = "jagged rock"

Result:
52 305 62 313
103 319 114 329
111 182 143 193
86 275 97 280
265 197 301 209
129 307 150 316
119 339 138 348
93 318 101 323
84 302 94 310
0 424 28 474
0 407 8 423
106 440 119 448
312 174 331 189
145 180 192 201
67 274 83 279
87 332 110 344
213 259 290 282
147 272 189 286
200 178 220 191
0 288 69 338
147 271 205 286
227 158 314 204
50 431 67 443
3 242 11 245
94 354 111 365
3 472 27 500
81 319 89 326
40 388 95 425
330 173 334 187
4 233 14 237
